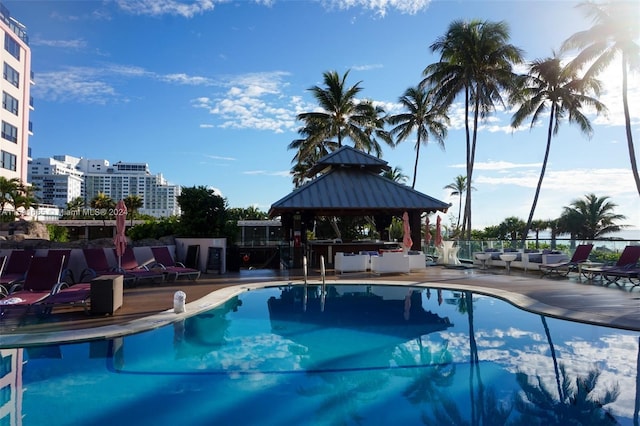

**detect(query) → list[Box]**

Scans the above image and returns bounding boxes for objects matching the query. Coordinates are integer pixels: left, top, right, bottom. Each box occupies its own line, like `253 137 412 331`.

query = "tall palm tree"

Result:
0 176 19 216
291 70 390 183
561 193 626 239
511 54 606 246
296 69 370 149
443 175 474 231
562 1 640 197
423 20 524 239
388 86 449 188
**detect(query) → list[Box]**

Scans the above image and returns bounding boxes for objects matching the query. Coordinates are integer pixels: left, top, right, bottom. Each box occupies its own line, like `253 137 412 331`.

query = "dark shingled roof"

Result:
270 146 450 217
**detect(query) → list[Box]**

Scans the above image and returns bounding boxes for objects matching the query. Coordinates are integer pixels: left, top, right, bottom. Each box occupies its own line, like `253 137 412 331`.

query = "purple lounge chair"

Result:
539 244 594 277
150 246 201 281
114 247 165 285
0 249 34 287
0 255 64 317
583 245 640 286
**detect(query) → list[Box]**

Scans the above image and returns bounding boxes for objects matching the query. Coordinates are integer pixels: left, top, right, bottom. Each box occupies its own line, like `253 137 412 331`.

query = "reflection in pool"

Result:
1 284 637 425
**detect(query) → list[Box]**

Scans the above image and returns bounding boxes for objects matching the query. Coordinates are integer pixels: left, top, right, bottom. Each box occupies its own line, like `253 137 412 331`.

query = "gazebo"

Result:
269 146 450 268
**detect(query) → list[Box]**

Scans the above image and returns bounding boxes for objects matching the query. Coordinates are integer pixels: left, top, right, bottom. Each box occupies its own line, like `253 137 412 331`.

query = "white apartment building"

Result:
29 155 181 218
28 155 84 207
0 2 32 182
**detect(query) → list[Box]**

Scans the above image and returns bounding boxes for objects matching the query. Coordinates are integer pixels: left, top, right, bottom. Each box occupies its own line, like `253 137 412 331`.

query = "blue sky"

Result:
7 0 639 233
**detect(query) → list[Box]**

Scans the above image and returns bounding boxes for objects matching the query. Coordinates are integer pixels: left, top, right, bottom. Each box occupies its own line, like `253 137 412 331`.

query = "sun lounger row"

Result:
0 246 201 319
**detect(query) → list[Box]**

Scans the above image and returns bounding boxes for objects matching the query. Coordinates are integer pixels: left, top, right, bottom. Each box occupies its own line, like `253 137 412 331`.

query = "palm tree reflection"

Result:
514 365 620 425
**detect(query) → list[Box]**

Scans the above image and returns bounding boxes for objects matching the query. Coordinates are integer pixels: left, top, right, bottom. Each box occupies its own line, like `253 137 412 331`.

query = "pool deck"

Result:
1 264 639 348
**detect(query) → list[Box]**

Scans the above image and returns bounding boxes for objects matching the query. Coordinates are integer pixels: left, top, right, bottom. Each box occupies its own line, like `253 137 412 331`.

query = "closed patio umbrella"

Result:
435 215 443 247
425 216 431 247
402 212 413 252
114 199 128 270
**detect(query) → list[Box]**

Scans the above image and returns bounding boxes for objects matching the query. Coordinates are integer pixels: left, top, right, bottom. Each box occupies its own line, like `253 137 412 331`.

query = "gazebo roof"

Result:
269 146 450 217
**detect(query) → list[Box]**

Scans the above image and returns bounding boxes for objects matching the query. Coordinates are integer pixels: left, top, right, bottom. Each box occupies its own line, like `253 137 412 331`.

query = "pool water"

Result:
2 284 638 425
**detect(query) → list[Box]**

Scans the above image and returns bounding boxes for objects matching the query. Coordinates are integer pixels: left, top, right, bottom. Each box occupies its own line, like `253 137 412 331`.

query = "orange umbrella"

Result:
402 212 413 251
435 215 443 247
114 199 128 270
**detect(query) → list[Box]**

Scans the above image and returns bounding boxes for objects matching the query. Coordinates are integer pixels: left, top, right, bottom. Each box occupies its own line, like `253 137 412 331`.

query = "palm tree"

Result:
0 176 19 216
388 86 449 188
124 194 143 226
381 165 409 184
64 196 86 218
291 70 390 183
443 175 474 231
423 20 524 239
13 182 39 217
357 100 394 157
288 119 338 183
562 1 640 197
514 364 620 425
90 192 115 225
530 219 550 249
561 193 626 240
511 54 606 247
295 69 371 149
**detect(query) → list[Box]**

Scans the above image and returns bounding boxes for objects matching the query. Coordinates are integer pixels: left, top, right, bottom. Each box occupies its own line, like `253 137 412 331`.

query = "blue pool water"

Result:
2 284 638 425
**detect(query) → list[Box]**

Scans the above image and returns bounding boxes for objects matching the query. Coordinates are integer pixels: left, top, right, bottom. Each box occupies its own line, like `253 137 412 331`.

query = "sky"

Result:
6 0 640 234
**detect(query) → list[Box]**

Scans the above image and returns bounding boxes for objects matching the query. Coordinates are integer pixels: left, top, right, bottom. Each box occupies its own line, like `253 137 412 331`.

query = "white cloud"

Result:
115 0 216 18
31 38 88 49
205 155 236 161
319 0 432 17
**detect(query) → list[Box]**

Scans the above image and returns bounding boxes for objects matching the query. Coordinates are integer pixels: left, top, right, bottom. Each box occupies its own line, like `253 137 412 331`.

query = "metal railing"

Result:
424 238 640 264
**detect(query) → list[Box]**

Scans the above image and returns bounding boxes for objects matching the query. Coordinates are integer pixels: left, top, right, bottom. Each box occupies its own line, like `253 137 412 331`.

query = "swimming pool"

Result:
1 283 637 425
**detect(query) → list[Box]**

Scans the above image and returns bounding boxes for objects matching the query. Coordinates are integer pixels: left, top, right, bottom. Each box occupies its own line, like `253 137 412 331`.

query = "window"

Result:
1 121 17 143
3 62 19 87
2 92 18 115
1 151 16 171
4 33 20 60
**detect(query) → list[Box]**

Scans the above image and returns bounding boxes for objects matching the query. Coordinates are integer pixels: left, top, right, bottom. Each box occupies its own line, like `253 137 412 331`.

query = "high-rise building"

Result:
28 155 84 207
0 2 32 183
28 155 181 218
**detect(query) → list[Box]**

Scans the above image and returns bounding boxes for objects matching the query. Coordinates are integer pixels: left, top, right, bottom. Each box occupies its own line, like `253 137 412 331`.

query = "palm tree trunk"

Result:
622 53 640 197
465 93 481 241
522 105 555 247
456 192 462 230
412 134 421 189
461 86 472 239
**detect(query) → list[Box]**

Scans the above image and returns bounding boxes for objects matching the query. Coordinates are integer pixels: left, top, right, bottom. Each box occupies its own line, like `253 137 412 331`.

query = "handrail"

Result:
320 255 326 312
302 256 308 312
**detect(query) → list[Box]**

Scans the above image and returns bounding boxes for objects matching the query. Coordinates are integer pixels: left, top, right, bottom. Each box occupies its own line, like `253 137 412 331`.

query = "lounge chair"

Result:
45 249 74 284
539 244 594 277
39 281 92 315
0 249 34 287
150 246 201 281
114 247 165 285
0 256 8 296
600 264 640 287
583 245 640 286
79 248 117 282
0 255 63 317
